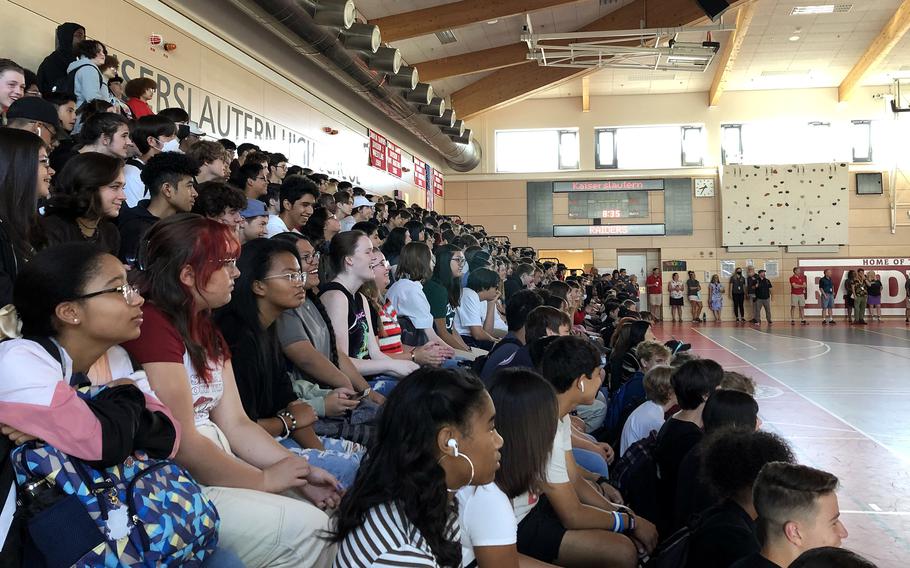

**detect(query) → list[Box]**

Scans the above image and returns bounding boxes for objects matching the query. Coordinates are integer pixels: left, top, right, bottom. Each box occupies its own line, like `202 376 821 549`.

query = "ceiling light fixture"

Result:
389 66 419 89
406 83 434 105
369 46 402 74
790 4 852 15
342 23 381 53
312 0 355 29
789 35 801 41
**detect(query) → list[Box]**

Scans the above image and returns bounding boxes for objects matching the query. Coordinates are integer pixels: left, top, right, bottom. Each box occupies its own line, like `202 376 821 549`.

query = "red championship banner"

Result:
386 141 402 178
432 169 445 197
413 157 428 189
368 129 387 171
798 258 910 316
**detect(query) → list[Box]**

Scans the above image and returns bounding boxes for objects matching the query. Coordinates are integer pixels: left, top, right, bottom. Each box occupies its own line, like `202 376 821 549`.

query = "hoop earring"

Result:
437 452 475 492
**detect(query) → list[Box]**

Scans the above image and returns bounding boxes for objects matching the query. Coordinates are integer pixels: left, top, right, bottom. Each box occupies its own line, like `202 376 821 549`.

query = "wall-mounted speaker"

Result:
696 0 730 20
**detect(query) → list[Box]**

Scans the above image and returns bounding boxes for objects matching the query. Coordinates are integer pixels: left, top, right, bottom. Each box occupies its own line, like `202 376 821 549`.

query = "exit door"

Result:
617 252 648 282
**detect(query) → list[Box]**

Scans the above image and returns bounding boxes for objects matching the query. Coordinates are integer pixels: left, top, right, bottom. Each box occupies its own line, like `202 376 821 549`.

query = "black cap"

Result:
6 97 59 126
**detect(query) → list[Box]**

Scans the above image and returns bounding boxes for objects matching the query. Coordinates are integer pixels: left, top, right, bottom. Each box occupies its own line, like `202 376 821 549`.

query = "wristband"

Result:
610 511 622 533
411 351 416 362
628 513 636 533
279 410 298 432
276 413 291 440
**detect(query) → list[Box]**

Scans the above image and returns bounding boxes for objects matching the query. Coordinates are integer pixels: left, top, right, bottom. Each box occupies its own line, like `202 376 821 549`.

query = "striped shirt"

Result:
374 299 403 355
335 501 459 568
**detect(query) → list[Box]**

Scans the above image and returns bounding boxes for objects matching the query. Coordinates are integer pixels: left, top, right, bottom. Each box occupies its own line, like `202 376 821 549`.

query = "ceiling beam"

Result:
838 0 910 102
368 0 586 44
417 44 528 83
708 1 756 107
453 0 750 120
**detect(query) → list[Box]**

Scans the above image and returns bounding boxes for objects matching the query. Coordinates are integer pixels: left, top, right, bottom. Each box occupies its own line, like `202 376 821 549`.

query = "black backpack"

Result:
610 430 659 524
54 62 101 95
644 513 705 568
471 335 522 378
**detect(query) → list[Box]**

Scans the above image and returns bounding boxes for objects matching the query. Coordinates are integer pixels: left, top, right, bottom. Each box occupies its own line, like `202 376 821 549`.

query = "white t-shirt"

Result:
385 278 434 330
266 214 290 237
340 215 356 232
512 414 572 523
123 161 146 208
455 288 487 336
619 400 665 457
458 483 517 565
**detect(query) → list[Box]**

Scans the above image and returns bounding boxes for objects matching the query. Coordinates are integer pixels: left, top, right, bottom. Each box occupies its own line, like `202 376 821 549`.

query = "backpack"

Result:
598 372 647 446
610 431 659 524
54 62 101 96
9 339 219 567
644 520 694 568
472 335 522 377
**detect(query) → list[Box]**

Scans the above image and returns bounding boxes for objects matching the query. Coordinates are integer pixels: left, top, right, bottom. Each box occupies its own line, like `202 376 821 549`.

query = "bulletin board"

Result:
721 163 849 247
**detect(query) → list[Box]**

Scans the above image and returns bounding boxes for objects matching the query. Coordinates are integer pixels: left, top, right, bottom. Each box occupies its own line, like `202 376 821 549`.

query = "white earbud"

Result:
580 382 585 393
447 438 459 457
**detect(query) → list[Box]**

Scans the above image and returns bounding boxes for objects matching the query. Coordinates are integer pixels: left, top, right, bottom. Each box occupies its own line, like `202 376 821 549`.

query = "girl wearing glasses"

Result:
0 243 179 561
215 238 364 489
122 214 338 567
40 151 125 256
320 231 420 383
0 128 53 306
426 244 472 353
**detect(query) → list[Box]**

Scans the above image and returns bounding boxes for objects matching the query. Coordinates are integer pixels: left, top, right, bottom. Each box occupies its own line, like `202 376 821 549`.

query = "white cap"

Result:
353 196 374 209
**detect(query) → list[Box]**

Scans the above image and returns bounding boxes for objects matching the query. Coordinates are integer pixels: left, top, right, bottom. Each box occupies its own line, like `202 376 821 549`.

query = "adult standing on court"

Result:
729 267 746 322
686 270 703 323
746 266 760 324
709 274 724 322
905 275 910 324
646 267 663 322
843 269 855 322
753 269 773 325
819 268 836 325
852 269 868 325
789 267 808 325
867 271 883 322
668 272 685 323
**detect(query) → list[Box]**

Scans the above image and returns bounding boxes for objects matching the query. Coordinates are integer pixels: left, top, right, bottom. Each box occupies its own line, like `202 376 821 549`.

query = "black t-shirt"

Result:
655 418 703 534
755 279 772 300
868 280 883 297
687 500 761 568
747 275 759 295
729 553 781 568
319 282 370 359
675 442 715 529
730 275 746 295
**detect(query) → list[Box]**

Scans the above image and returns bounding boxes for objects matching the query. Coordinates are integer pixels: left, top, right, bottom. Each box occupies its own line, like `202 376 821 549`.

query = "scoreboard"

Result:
568 191 650 220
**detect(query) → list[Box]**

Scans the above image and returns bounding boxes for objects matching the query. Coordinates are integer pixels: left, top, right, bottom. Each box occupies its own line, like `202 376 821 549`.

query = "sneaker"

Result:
768 320 773 324
859 320 868 325
822 320 828 325
829 320 835 325
802 320 808 325
791 320 796 325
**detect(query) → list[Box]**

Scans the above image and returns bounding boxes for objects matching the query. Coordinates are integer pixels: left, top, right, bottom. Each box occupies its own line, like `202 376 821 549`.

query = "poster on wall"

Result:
432 169 445 197
386 140 402 178
368 129 387 170
798 258 910 316
413 157 428 189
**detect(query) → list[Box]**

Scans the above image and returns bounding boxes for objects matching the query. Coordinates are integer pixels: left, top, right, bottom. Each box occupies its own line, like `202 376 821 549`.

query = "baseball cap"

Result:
353 196 374 209
6 97 59 126
241 198 268 219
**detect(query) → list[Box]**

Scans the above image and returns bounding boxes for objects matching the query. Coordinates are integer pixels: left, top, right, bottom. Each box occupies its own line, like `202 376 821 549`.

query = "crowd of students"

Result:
0 23 879 568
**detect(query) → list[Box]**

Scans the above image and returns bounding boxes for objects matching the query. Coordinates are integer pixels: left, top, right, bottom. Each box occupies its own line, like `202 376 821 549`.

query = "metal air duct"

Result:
238 0 480 170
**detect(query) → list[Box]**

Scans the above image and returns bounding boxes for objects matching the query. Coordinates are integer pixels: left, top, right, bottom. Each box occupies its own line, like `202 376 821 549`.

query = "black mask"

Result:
736 270 742 275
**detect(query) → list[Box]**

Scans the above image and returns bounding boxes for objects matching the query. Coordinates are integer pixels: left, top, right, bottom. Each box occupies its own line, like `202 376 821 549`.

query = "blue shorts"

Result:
821 293 835 309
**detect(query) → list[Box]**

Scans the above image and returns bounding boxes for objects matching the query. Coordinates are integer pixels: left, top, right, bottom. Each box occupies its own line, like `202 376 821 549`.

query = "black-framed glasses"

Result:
452 256 467 265
262 271 306 284
73 284 141 305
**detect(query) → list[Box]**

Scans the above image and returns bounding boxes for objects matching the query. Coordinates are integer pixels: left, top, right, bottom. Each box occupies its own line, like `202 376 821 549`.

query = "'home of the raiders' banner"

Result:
798 259 910 316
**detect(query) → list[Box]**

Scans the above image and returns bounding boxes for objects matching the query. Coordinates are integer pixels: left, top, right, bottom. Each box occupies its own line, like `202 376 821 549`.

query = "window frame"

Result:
851 120 873 163
493 128 579 173
558 129 580 170
720 124 743 165
680 125 705 167
594 127 618 169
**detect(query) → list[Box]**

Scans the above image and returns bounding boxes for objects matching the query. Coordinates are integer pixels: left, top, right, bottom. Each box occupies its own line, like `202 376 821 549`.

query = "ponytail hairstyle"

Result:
430 244 463 308
136 213 240 383
79 112 129 147
332 368 487 567
324 229 366 282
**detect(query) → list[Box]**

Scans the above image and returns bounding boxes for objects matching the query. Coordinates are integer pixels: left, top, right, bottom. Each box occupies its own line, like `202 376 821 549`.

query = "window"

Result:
596 125 705 169
851 120 872 163
681 126 704 166
721 124 743 165
595 128 617 169
495 128 579 172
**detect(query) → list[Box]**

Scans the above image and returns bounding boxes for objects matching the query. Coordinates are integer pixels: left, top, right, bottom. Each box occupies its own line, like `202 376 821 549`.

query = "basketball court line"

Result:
728 336 757 350
691 328 909 465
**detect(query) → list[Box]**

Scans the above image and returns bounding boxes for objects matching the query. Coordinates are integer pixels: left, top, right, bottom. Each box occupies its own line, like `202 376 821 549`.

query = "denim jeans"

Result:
572 448 610 478
280 436 364 489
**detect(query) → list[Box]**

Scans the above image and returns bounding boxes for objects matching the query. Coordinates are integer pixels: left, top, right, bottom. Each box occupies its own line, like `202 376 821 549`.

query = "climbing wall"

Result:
721 163 849 247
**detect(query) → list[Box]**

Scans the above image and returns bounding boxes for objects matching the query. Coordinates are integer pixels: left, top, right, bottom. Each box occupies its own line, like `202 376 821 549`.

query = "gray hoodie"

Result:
66 57 113 107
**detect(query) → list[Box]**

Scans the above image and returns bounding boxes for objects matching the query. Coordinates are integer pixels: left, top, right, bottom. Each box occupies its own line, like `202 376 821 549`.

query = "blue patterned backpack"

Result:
11 387 220 567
